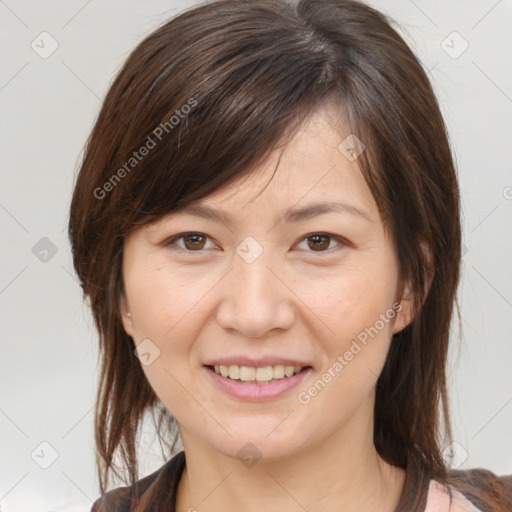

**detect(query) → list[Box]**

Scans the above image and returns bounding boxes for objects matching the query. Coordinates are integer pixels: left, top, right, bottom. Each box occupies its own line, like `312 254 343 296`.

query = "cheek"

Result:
296 259 398 344
125 262 208 342
292 258 399 411
294 279 398 424
123 265 206 415
123 261 221 411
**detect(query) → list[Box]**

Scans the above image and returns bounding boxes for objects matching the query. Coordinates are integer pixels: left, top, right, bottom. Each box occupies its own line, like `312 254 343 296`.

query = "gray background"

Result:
1 0 511 510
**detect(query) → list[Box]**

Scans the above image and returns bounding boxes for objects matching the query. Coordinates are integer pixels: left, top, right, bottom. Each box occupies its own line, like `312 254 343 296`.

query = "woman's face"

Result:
120 104 411 462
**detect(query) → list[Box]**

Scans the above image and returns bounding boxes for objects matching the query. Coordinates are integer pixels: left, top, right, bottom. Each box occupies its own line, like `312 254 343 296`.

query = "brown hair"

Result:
68 0 461 508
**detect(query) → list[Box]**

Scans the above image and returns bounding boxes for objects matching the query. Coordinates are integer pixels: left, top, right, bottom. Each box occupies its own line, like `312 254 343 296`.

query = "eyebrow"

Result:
175 200 374 226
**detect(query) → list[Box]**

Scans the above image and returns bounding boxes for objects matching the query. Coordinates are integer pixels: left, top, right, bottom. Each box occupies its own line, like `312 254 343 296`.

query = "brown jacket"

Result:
91 451 512 511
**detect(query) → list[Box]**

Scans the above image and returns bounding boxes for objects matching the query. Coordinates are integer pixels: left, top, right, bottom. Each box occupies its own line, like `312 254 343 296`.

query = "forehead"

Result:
193 106 376 214
143 103 381 234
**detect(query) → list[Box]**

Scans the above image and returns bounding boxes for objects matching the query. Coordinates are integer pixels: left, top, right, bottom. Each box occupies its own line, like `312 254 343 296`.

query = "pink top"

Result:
425 480 482 512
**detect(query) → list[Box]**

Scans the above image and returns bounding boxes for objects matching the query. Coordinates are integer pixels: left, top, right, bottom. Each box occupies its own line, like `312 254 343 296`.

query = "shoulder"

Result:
90 451 186 512
425 467 512 512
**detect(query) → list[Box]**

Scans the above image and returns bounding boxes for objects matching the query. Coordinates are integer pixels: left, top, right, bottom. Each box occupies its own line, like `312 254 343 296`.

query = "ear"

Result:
392 240 433 335
392 280 414 334
119 294 134 337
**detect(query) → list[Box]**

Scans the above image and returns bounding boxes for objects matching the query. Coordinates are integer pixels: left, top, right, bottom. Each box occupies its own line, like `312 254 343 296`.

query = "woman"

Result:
68 0 512 510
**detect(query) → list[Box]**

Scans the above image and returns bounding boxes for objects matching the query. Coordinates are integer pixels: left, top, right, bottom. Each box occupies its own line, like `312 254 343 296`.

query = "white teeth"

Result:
228 365 239 379
273 365 285 379
212 364 305 382
256 366 273 381
239 366 256 381
284 366 295 377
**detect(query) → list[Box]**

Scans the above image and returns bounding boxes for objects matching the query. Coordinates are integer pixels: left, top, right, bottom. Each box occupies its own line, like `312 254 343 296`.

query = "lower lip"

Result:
203 366 313 401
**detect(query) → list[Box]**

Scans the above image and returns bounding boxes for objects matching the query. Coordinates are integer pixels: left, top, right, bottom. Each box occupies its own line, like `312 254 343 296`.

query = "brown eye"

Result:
182 233 206 250
166 232 215 252
306 234 331 251
295 233 345 253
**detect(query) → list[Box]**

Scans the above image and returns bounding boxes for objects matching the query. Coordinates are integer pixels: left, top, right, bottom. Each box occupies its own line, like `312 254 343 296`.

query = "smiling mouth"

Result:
206 364 311 384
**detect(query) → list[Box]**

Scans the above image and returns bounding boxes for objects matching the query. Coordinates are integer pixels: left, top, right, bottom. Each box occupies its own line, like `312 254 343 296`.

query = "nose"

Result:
215 247 296 338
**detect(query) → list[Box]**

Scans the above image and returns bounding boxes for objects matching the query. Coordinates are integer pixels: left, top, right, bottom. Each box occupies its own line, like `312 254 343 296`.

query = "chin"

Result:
204 417 311 462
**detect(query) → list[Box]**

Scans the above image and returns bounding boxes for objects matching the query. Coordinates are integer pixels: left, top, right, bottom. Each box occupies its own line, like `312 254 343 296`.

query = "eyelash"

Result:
164 232 348 255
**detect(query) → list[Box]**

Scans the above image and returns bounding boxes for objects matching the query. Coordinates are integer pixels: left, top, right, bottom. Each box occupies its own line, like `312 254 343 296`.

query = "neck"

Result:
176 406 405 512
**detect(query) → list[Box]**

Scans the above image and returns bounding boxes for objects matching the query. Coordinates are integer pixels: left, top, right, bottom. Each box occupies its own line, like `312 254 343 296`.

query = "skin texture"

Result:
120 103 413 511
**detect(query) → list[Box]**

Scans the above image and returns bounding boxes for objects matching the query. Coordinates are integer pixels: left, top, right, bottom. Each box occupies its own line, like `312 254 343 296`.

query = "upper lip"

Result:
204 356 312 368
